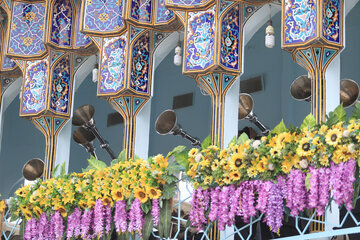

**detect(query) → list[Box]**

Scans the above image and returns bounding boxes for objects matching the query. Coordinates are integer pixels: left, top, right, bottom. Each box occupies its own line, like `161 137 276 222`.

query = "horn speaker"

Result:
290 77 359 108
73 127 97 158
72 104 116 159
155 109 201 147
22 158 44 181
238 93 270 136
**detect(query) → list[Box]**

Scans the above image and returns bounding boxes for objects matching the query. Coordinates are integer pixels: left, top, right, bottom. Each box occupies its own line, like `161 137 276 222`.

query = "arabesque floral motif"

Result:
322 0 341 43
185 7 215 70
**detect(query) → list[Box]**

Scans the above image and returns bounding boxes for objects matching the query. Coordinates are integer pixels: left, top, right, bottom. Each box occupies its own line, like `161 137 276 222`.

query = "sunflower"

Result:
296 138 314 156
312 136 322 147
270 146 282 157
325 128 342 146
54 205 67 218
247 167 258 178
211 159 220 171
348 122 360 132
256 156 268 173
319 154 329 166
22 209 33 220
134 189 149 203
333 145 353 163
188 148 199 158
276 132 293 145
147 187 161 199
204 176 213 185
229 171 241 181
281 160 292 174
102 196 113 206
223 173 232 184
33 206 43 218
219 149 229 159
229 153 242 170
318 125 328 135
79 200 88 210
112 189 124 201
15 188 27 198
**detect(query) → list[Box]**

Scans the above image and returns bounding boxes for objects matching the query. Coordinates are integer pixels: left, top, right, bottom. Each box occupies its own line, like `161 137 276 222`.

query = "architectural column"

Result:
282 0 344 123
5 0 95 179
81 0 180 159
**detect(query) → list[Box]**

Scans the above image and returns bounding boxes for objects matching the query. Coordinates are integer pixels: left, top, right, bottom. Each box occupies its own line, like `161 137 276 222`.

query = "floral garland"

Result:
185 107 360 233
10 154 178 239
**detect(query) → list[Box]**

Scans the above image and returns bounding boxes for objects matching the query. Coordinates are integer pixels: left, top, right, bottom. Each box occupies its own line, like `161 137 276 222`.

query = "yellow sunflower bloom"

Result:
112 189 124 202
325 128 342 146
219 149 229 159
211 159 220 171
318 125 328 135
296 138 314 156
33 206 43 218
188 148 199 157
54 205 67 218
229 171 241 181
22 209 33 220
147 187 161 199
281 161 292 174
203 176 213 185
223 173 232 185
229 153 242 170
134 189 149 203
348 122 359 132
247 167 258 178
319 154 329 166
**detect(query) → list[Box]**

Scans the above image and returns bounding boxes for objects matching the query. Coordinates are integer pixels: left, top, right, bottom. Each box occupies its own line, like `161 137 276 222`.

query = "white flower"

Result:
268 163 274 171
194 153 203 163
343 130 350 138
252 140 261 149
299 159 308 169
348 143 356 153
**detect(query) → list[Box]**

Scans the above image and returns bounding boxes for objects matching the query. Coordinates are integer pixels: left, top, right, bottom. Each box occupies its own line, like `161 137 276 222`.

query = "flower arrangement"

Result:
183 104 360 233
9 151 182 240
0 199 5 215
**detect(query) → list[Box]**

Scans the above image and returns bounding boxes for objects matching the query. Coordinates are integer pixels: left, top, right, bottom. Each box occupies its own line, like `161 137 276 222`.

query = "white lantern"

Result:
92 64 99 83
174 44 182 66
265 20 275 48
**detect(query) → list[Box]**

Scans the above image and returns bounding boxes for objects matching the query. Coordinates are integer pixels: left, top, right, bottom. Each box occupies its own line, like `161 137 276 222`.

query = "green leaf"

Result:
88 156 107 170
162 184 177 200
237 133 249 145
159 199 172 238
60 162 66 177
141 202 151 214
51 164 60 178
229 136 237 146
270 119 287 136
142 213 154 240
201 135 212 149
326 104 346 126
20 220 25 240
174 151 189 170
167 145 186 158
300 114 316 131
305 173 312 191
166 164 182 176
351 102 360 120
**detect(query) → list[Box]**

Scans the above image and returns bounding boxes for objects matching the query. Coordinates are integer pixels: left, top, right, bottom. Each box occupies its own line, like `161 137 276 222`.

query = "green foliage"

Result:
326 104 346 126
60 162 66 178
201 135 212 149
162 184 177 200
111 149 127 166
237 132 249 145
174 150 189 170
300 114 316 131
51 164 60 178
270 119 287 136
158 199 172 238
167 145 186 158
141 202 151 214
351 102 360 120
88 155 107 170
142 213 154 240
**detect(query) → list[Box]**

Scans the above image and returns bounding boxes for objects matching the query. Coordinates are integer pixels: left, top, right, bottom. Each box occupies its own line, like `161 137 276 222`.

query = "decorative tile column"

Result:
164 1 244 148
282 0 344 123
5 0 95 179
81 0 180 159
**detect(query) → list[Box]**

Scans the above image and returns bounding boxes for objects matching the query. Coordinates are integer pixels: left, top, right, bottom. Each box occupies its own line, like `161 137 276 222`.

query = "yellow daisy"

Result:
147 187 161 199
188 148 199 157
296 138 314 156
229 171 241 181
211 159 220 171
204 176 213 185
